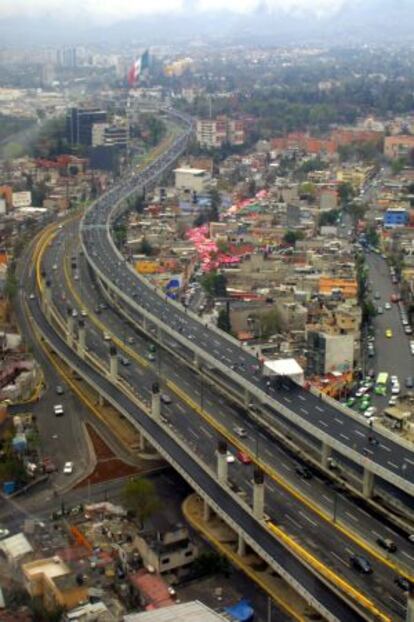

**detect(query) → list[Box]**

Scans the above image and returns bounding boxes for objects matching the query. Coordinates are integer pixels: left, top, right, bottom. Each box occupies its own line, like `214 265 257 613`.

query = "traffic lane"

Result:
87 235 414 479
29 298 364 622
66 234 414 566
42 253 409 609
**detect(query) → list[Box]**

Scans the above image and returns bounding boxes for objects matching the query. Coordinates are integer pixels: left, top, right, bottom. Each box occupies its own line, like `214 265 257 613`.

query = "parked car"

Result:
0 528 10 540
161 394 172 404
406 377 414 388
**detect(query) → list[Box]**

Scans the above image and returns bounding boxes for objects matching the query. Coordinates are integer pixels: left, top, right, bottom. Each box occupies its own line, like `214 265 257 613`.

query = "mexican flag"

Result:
127 50 150 87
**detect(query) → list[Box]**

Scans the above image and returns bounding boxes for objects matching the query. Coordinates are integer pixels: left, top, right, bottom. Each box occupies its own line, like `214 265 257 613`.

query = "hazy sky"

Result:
0 0 347 21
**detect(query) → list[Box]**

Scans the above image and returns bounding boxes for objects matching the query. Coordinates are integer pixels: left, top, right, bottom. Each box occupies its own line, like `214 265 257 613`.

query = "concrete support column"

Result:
237 534 246 557
217 440 228 485
321 441 332 469
66 306 74 347
406 585 414 622
139 433 146 452
142 316 148 332
203 499 211 522
78 320 86 358
98 394 105 407
194 352 200 369
244 388 250 407
253 468 265 520
362 466 374 498
109 345 118 381
151 382 161 422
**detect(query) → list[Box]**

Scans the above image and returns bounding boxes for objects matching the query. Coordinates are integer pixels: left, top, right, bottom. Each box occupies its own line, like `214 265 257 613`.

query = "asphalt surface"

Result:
39 220 413 619
365 251 413 391
79 117 414 500
27 288 369 622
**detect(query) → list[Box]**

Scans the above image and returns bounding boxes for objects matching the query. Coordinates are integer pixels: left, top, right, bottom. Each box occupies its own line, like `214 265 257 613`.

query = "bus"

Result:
375 372 389 396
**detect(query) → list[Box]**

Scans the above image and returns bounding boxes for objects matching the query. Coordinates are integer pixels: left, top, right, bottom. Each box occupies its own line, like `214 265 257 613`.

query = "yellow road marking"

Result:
182 495 306 622
34 188 401 621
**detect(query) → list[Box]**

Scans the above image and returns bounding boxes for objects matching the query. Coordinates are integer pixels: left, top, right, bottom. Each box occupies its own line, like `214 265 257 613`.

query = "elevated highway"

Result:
80 107 414 505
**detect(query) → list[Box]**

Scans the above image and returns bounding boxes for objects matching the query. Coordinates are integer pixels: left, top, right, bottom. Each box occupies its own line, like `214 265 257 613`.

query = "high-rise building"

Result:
196 116 245 149
66 108 108 146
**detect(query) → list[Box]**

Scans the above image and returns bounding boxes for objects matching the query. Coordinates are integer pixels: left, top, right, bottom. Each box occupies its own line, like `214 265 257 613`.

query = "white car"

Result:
0 528 10 540
391 375 398 384
364 406 377 418
103 332 111 341
391 384 400 395
388 396 398 406
63 461 73 475
385 302 391 310
226 451 235 464
81 309 88 317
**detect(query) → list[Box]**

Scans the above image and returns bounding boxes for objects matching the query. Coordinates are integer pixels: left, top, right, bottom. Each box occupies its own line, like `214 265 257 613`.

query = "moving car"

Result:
226 451 235 464
53 404 64 416
234 426 247 438
63 461 73 474
350 554 373 574
295 464 312 479
147 353 155 362
119 356 130 366
385 329 392 338
385 302 391 310
56 385 64 395
103 332 111 341
395 576 410 591
161 394 172 404
236 451 252 465
376 536 397 553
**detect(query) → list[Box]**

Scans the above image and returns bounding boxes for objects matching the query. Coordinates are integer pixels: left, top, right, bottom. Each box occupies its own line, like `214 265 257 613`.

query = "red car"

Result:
236 451 252 465
391 294 400 303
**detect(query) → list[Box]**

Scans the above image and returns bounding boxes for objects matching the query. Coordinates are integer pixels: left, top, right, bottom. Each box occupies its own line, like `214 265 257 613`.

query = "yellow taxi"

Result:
385 329 393 338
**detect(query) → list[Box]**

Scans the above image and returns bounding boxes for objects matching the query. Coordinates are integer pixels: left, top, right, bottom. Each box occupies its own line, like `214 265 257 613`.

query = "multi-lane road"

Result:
36 212 414 620
80 146 414 506
25 109 414 620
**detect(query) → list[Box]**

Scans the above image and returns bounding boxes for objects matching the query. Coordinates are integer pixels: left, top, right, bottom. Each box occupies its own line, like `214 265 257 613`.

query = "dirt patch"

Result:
74 424 156 488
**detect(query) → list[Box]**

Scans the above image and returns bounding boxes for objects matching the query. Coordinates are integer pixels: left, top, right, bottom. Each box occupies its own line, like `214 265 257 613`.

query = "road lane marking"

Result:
402 551 414 562
315 406 324 413
299 511 317 527
334 418 344 425
380 444 391 453
319 419 328 427
300 408 308 415
298 395 305 402
340 433 349 441
345 511 359 523
322 494 332 503
331 552 348 567
387 461 399 469
281 462 292 471
283 396 291 403
354 430 365 437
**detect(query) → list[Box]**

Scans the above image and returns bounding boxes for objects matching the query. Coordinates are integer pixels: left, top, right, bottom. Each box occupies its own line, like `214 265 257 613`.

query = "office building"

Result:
66 108 108 147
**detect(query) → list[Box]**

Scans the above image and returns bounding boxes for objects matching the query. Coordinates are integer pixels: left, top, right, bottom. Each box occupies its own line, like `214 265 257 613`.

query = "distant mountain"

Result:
0 1 413 48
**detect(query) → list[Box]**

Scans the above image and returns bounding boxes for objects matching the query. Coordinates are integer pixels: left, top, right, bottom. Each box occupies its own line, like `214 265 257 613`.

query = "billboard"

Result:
12 191 32 208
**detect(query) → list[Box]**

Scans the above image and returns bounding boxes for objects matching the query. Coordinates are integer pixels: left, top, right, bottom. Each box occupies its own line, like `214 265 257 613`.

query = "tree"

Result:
208 188 221 221
337 182 355 206
319 209 340 227
123 477 160 528
283 230 304 246
139 238 153 256
391 158 406 175
114 224 127 247
365 224 380 248
260 308 283 338
217 308 231 333
346 200 366 225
